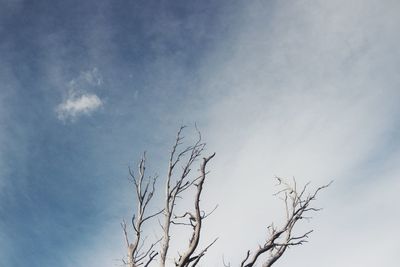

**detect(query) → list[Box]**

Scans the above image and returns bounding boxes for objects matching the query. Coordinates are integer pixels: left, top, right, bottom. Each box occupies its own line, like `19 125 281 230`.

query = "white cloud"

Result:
56 68 104 122
56 93 103 121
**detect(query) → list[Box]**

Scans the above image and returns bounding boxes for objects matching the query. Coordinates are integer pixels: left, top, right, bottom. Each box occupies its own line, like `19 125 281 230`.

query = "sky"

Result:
0 0 399 266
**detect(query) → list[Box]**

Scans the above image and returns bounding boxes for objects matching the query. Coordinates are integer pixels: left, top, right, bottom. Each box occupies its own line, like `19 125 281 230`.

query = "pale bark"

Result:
238 177 332 267
121 153 162 267
122 127 330 267
159 126 217 267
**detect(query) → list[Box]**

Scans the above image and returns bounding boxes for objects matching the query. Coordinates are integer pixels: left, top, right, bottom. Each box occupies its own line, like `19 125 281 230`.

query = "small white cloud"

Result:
56 67 104 122
56 93 102 121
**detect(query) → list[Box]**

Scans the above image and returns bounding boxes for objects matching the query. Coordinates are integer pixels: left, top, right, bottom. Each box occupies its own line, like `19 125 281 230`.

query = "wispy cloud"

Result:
81 68 103 86
190 0 400 266
56 68 103 122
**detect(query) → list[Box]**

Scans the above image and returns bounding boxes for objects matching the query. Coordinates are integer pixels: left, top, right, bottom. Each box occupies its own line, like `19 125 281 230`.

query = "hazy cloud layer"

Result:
191 0 400 266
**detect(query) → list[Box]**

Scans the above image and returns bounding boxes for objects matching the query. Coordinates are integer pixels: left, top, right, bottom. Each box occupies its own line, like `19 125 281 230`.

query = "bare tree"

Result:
121 127 331 267
121 153 163 267
236 178 332 267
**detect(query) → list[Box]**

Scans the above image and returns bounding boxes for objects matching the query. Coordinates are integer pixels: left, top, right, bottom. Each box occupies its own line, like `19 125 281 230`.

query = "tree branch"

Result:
240 178 332 267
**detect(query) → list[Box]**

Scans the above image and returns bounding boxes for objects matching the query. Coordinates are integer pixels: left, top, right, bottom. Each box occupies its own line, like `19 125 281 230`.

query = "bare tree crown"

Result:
121 127 331 267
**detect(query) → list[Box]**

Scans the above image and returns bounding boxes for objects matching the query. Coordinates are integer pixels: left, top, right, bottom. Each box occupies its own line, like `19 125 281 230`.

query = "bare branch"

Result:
159 127 215 267
190 237 218 267
174 153 216 267
121 127 330 267
239 178 332 267
121 153 161 267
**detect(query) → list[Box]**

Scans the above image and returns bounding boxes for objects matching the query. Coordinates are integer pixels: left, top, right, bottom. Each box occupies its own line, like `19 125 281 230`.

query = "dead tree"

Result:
121 127 330 267
122 126 217 267
121 153 162 267
236 177 333 267
159 126 217 267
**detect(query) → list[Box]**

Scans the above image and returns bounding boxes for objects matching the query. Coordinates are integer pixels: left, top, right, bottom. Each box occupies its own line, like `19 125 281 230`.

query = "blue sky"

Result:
1 0 400 266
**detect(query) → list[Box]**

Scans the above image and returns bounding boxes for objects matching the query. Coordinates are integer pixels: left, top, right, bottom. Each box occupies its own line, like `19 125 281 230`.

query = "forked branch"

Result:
240 177 332 267
121 127 330 267
121 153 162 267
160 126 217 267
